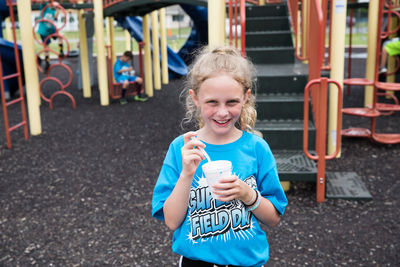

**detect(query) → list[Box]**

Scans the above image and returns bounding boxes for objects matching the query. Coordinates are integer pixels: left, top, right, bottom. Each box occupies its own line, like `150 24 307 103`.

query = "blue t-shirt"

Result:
152 131 288 267
113 58 131 80
37 4 57 37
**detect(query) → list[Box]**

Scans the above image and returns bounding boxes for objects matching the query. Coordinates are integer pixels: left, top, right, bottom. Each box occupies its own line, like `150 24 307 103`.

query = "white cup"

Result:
202 160 232 199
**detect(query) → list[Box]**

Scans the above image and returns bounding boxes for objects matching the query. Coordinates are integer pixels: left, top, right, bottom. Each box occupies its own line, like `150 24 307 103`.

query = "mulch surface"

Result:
0 56 399 266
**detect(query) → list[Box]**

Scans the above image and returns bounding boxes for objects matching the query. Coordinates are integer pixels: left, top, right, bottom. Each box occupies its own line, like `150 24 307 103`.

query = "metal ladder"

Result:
0 0 28 149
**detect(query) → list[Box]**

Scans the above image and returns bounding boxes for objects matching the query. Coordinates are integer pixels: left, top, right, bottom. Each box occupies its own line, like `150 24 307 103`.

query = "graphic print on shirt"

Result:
187 174 257 243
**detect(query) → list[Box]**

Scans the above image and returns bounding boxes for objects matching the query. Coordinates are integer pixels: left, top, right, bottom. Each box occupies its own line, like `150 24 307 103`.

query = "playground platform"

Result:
0 54 399 265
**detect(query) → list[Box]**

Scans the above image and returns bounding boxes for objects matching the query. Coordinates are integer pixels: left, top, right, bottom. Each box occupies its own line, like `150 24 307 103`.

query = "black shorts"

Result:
179 256 244 267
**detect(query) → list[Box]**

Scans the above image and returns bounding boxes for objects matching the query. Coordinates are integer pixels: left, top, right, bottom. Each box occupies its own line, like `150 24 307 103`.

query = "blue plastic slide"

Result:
115 16 188 78
178 4 208 65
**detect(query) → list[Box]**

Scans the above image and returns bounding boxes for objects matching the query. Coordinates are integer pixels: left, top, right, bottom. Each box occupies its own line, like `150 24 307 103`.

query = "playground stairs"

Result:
246 3 372 200
246 4 317 183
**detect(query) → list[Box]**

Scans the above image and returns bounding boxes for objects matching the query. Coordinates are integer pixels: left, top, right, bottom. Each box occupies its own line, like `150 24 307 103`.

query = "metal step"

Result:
246 30 293 47
246 4 287 17
273 150 317 182
246 17 290 32
326 172 372 200
255 63 308 94
256 119 315 150
256 93 305 120
247 46 294 64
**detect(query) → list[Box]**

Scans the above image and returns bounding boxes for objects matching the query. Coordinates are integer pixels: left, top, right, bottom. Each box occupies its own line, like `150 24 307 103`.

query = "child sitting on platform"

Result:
113 51 147 105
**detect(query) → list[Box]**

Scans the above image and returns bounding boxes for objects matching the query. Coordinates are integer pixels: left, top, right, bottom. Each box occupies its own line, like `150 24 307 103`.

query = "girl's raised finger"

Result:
183 131 198 144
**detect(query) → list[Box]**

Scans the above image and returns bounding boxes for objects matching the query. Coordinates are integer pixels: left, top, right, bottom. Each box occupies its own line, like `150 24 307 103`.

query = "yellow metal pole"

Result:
106 16 111 46
143 14 154 97
78 3 91 98
328 0 347 156
296 9 301 57
110 17 117 65
17 0 41 135
125 30 131 51
151 11 161 90
364 0 379 106
94 0 109 106
301 0 309 61
5 17 12 41
159 8 169 84
208 0 225 46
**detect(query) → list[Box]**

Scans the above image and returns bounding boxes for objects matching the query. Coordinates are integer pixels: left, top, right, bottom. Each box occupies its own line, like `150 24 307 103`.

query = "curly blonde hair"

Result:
181 46 257 132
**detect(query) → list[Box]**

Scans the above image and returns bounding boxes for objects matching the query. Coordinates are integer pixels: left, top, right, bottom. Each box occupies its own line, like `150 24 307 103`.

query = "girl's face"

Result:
190 74 250 142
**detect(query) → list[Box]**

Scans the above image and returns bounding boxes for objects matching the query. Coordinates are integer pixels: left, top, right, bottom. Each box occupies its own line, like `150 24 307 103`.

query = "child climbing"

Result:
36 0 64 71
379 37 400 74
152 46 288 267
113 51 147 105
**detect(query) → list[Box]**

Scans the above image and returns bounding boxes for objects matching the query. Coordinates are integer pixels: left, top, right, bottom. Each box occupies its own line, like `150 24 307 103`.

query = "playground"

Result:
0 54 399 266
0 0 400 266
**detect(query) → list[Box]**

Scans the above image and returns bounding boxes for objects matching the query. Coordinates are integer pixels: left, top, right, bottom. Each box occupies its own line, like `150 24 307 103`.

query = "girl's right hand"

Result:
181 132 205 178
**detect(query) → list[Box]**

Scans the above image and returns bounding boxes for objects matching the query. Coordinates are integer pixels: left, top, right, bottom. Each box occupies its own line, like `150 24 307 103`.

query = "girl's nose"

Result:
216 105 229 116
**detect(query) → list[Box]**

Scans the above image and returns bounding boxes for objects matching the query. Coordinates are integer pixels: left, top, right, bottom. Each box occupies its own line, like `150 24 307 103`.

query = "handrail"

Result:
303 78 343 160
302 0 342 202
303 78 343 203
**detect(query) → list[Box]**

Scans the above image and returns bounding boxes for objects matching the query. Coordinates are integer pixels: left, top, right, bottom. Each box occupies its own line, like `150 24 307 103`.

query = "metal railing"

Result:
301 0 342 202
227 0 246 57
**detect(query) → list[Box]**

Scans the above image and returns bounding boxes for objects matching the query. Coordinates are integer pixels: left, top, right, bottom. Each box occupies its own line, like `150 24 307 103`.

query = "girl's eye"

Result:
206 100 217 105
227 100 240 105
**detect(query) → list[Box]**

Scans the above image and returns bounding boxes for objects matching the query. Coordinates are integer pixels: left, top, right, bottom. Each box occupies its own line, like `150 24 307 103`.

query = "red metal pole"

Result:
0 52 12 148
235 0 238 48
240 0 246 57
316 78 328 203
229 0 233 46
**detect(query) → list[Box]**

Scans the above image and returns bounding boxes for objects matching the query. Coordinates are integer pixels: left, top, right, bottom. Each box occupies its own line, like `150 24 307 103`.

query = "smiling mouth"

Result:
213 119 231 126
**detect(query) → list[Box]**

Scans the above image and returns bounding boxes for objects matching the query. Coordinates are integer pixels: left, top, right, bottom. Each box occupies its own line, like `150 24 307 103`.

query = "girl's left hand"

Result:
212 175 254 203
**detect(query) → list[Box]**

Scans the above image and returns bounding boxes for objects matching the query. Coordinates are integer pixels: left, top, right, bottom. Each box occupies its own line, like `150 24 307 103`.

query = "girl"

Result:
152 46 288 267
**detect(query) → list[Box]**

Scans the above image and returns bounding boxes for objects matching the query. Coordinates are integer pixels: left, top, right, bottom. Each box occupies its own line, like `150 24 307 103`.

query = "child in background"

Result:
379 37 400 74
152 46 288 267
113 51 147 105
36 1 63 71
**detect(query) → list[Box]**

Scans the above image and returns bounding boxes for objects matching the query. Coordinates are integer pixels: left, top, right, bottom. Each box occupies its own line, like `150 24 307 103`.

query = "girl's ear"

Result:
189 89 199 107
244 89 251 102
